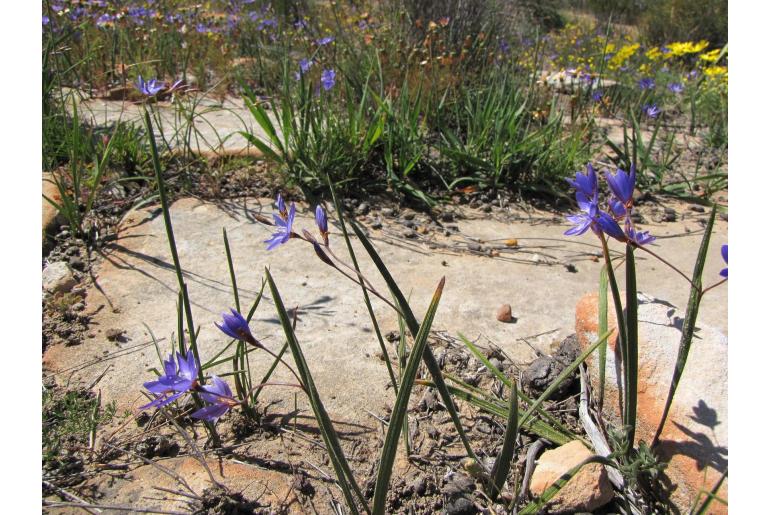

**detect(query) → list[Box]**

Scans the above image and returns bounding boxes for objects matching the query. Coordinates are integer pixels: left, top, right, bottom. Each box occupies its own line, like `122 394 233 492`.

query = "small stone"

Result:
403 229 418 239
380 207 395 217
402 211 416 221
468 243 483 252
663 207 677 222
371 219 383 230
496 304 513 323
719 212 728 222
441 211 454 222
42 262 77 293
504 239 518 247
564 263 578 273
489 357 503 371
72 302 85 312
531 253 545 264
355 202 370 215
530 440 613 513
630 212 644 224
444 497 477 515
106 328 124 342
442 472 475 497
690 205 705 213
409 476 427 496
481 204 492 213
68 256 85 271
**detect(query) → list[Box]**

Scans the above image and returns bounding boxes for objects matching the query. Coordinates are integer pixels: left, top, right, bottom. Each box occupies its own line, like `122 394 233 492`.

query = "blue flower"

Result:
626 226 656 246
135 75 166 96
192 376 238 423
315 205 329 244
321 69 336 91
565 206 625 241
316 36 334 46
643 103 661 118
605 166 636 207
720 244 728 278
216 308 258 345
591 90 604 102
265 200 296 250
638 77 655 90
668 82 684 94
566 164 598 211
141 351 199 410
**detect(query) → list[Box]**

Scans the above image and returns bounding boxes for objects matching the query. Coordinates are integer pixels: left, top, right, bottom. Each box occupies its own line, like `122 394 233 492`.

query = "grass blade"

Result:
625 245 639 450
265 270 368 514
489 378 518 500
598 265 609 412
652 206 717 446
372 278 445 515
349 221 479 464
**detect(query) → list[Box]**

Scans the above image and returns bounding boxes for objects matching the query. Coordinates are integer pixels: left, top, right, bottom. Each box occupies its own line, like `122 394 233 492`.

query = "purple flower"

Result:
638 77 655 90
42 15 50 26
192 376 238 423
315 205 329 244
141 351 199 410
591 90 603 102
720 244 728 278
499 39 511 54
565 206 625 241
295 58 313 80
265 199 296 250
668 82 684 94
216 308 257 345
566 164 598 211
135 75 166 96
565 167 626 242
605 166 636 207
294 19 308 30
643 103 661 118
321 69 336 91
316 36 334 46
96 14 115 26
276 193 287 217
626 226 656 246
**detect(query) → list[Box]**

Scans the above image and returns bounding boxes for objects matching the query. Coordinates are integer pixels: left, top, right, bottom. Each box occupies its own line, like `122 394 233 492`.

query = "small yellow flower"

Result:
699 48 722 63
704 65 727 77
645 47 662 61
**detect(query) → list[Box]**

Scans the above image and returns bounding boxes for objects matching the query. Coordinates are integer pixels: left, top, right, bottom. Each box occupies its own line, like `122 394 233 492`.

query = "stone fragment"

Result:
529 440 613 513
575 291 728 513
42 262 77 293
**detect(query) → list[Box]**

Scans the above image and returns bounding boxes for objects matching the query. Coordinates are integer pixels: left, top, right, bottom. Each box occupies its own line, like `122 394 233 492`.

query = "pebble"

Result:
380 207 395 217
370 219 383 230
481 204 492 213
496 304 513 323
403 230 418 239
663 207 677 222
442 473 476 497
402 211 416 221
355 202 370 215
441 211 454 222
468 243 483 252
690 205 705 213
719 212 728 222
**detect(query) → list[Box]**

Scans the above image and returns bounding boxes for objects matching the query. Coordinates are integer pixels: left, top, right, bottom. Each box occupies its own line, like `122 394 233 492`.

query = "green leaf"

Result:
349 221 479 464
489 379 518 500
265 270 368 514
372 278 445 515
652 206 717 445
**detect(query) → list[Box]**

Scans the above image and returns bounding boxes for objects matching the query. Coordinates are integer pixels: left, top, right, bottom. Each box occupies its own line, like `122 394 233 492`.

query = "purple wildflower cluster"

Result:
565 164 655 246
264 194 331 253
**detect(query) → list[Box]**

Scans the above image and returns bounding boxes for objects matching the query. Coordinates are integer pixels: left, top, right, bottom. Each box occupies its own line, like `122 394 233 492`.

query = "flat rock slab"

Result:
78 94 280 156
43 198 727 428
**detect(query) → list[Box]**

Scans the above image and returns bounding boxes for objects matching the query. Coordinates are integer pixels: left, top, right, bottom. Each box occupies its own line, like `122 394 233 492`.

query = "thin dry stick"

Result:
42 480 101 514
101 441 198 497
41 501 188 514
157 408 222 488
